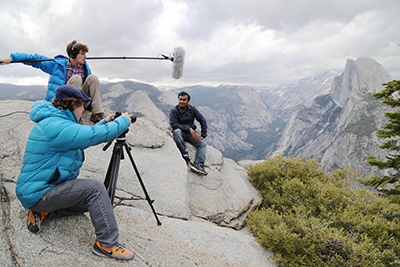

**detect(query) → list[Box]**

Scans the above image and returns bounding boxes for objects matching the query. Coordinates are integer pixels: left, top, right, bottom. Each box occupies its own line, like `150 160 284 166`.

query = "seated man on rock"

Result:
169 91 208 175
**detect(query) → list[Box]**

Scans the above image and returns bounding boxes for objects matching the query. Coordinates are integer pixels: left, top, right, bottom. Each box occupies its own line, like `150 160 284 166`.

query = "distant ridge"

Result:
0 57 392 178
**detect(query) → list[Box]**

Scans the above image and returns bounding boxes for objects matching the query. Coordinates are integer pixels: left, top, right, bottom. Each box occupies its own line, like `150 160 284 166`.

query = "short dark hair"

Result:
178 91 190 101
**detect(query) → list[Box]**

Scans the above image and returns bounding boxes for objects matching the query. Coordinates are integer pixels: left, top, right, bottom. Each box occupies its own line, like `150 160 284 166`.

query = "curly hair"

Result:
52 97 84 110
66 40 89 56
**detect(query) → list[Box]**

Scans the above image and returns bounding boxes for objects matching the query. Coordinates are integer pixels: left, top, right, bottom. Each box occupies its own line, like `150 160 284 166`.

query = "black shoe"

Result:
182 153 190 165
190 163 208 175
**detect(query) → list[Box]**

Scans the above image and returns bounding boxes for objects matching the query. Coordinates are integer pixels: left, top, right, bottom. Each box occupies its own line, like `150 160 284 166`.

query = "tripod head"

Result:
103 112 137 151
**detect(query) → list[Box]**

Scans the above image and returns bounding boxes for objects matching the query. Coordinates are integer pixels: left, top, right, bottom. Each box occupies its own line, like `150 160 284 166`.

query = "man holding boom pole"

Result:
0 40 105 123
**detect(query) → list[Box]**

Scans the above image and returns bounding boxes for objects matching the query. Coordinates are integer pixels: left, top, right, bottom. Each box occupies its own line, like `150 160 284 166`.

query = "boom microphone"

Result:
2 46 186 79
171 47 185 79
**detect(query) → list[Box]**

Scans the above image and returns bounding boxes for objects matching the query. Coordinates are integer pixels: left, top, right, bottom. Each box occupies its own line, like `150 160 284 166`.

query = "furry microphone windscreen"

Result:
172 47 185 79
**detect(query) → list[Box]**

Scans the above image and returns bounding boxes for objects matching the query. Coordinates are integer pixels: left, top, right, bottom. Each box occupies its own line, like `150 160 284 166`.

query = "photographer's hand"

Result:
0 57 12 65
122 112 133 123
113 112 136 123
105 113 132 123
105 114 116 122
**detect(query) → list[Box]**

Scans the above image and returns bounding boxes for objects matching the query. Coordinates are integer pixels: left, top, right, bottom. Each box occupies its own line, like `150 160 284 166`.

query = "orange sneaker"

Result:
27 210 49 233
92 241 135 260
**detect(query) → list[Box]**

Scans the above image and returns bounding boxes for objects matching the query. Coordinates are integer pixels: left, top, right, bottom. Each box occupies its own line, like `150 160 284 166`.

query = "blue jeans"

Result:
29 179 118 247
173 129 207 166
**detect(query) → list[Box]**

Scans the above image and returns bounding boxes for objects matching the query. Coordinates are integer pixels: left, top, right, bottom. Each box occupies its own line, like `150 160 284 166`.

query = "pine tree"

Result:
367 80 400 195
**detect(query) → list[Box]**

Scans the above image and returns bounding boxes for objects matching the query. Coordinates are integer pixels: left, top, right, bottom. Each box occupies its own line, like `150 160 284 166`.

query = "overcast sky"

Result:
1 0 399 88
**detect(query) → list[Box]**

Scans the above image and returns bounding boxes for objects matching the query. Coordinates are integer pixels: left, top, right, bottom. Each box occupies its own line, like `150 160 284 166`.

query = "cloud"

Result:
1 0 400 87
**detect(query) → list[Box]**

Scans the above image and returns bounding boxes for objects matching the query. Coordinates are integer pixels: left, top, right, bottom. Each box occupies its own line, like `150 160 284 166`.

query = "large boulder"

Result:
0 100 276 267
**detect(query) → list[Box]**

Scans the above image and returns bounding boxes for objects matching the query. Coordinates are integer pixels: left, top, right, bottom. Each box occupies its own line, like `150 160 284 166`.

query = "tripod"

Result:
103 129 162 226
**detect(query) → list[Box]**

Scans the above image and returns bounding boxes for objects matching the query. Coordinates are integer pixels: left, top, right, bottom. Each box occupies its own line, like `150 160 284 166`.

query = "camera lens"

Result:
115 112 136 123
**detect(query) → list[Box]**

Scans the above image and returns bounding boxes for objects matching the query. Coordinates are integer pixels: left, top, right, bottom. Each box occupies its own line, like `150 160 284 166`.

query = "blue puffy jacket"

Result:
16 100 130 208
10 52 92 101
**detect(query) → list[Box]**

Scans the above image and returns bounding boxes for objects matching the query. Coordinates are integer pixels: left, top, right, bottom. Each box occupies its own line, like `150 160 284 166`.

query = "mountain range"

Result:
0 57 392 178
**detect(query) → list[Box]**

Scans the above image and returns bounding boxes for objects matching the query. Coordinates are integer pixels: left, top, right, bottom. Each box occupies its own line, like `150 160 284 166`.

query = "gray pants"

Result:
30 179 118 247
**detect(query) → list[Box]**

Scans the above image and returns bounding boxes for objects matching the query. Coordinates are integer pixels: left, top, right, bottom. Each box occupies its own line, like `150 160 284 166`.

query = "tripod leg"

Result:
104 143 123 204
123 143 162 226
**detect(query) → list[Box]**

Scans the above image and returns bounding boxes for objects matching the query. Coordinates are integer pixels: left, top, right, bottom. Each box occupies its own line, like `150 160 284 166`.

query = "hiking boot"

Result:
27 210 49 233
90 112 105 123
190 163 208 175
92 241 135 260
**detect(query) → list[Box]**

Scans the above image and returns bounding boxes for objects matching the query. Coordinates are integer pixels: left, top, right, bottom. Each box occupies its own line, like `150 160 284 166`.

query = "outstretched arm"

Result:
6 52 60 76
0 57 12 65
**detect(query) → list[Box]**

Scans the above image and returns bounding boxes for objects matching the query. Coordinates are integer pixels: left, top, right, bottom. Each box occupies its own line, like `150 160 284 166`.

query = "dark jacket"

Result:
169 104 207 138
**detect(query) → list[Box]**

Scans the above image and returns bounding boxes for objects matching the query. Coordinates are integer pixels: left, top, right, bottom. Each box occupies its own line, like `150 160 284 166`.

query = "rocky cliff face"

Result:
0 100 275 267
273 58 392 177
259 70 342 120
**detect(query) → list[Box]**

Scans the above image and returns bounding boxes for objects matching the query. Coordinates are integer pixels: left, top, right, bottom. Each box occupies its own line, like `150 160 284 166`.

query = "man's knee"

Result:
193 139 206 149
67 75 83 88
199 139 206 148
173 129 183 138
173 129 185 144
85 179 106 193
85 75 100 85
173 128 183 135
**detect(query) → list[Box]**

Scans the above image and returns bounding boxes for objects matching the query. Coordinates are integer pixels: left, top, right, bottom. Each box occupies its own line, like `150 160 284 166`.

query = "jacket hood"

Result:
54 54 68 60
30 100 77 123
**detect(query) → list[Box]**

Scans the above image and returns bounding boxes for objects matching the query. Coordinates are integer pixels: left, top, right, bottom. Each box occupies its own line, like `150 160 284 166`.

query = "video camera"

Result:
115 112 137 123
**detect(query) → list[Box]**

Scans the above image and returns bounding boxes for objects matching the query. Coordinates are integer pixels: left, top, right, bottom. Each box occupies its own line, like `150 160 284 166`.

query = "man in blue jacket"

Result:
16 85 134 260
169 91 208 175
0 40 105 123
